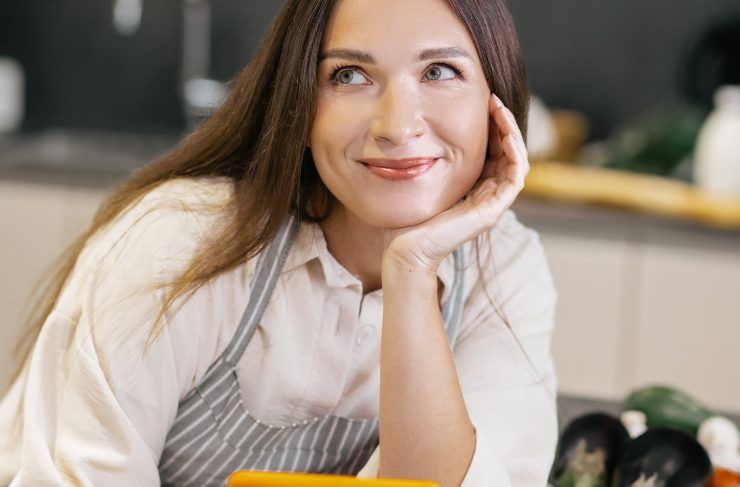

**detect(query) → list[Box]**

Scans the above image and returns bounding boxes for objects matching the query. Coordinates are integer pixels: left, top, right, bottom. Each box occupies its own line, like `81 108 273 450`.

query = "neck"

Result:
318 204 386 295
313 197 444 302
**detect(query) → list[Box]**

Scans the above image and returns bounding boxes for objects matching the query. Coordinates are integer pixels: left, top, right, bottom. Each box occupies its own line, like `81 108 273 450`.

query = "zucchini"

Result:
622 385 713 437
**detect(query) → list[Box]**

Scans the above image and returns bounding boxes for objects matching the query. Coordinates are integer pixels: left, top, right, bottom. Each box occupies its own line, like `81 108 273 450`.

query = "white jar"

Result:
0 57 24 134
693 85 740 197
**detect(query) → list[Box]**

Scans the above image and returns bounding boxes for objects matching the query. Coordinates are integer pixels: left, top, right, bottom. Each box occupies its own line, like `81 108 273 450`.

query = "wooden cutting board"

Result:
522 161 740 230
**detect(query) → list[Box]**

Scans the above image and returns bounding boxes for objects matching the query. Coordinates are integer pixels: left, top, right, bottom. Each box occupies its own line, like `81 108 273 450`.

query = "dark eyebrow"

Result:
318 46 473 64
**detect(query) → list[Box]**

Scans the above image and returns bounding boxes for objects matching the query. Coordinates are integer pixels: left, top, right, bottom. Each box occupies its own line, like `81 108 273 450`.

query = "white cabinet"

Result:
0 181 66 393
535 223 740 414
633 244 740 412
539 233 630 399
0 180 108 393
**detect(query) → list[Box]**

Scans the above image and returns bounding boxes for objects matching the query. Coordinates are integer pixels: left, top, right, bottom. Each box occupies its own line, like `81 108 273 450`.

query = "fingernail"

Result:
492 93 503 108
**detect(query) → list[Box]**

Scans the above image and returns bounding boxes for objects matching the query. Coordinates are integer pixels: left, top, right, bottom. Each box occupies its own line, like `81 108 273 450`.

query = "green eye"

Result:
328 62 464 86
425 64 460 81
331 67 368 86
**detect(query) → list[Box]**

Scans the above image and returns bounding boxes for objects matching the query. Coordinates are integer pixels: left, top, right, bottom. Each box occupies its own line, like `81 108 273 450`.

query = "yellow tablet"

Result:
227 471 441 487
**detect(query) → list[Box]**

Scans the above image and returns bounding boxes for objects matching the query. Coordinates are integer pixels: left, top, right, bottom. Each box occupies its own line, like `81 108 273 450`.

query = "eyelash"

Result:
327 62 465 86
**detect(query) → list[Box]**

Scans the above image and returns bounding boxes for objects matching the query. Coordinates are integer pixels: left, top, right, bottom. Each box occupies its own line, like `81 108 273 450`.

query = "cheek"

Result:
438 95 488 149
309 99 335 155
429 93 489 176
309 97 360 198
310 106 370 197
310 93 365 150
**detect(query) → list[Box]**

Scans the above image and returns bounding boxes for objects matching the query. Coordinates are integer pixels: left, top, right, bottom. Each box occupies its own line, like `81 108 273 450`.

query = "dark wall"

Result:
508 0 740 138
0 1 285 134
1 1 181 133
0 1 738 138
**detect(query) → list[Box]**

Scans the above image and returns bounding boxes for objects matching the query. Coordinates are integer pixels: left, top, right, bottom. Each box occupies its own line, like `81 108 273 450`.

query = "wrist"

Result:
382 244 439 273
381 254 439 292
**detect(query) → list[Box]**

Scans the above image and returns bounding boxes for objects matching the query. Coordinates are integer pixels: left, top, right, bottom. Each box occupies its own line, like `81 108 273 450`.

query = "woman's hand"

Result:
382 92 530 274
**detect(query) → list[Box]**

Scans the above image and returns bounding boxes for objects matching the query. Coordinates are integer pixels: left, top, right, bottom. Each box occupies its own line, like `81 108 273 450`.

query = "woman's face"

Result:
309 0 492 229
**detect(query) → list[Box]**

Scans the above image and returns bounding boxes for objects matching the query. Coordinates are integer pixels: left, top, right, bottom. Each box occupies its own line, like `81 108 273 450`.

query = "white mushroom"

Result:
697 416 740 472
620 410 647 439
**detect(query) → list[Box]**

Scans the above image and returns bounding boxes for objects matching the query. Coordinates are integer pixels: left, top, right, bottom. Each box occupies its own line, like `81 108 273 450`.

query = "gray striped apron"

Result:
158 214 467 486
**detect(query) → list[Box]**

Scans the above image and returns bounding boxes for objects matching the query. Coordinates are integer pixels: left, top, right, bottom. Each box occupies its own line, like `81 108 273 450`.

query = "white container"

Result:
693 85 740 197
0 57 24 134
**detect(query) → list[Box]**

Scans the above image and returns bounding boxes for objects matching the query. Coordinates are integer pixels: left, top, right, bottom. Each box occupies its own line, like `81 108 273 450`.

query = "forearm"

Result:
378 260 475 487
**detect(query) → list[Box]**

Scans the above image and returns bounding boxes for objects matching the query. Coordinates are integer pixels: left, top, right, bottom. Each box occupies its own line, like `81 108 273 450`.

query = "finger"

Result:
501 135 527 185
492 104 527 159
494 156 525 203
422 192 498 257
491 94 528 160
497 134 520 173
493 180 520 215
480 95 529 208
480 135 519 184
493 94 521 140
496 116 530 183
481 132 505 181
474 178 518 228
481 94 506 180
480 159 498 180
487 94 503 161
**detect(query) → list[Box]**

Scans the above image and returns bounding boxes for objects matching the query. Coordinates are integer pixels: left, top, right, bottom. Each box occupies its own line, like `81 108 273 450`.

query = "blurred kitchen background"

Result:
0 0 739 434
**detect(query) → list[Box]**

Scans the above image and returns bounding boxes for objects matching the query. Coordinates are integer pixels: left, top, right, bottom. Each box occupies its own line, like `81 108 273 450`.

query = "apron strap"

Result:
223 214 301 366
442 246 466 349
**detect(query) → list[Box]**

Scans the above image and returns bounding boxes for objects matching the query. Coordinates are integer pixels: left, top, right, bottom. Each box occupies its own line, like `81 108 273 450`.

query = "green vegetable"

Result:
603 104 705 177
623 385 713 437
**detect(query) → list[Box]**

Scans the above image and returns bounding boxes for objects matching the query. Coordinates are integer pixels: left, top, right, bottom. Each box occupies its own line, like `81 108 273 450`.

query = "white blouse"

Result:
0 177 559 486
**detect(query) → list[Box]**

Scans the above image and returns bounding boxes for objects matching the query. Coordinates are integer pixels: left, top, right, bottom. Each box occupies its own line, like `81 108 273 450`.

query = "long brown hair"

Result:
13 0 533 385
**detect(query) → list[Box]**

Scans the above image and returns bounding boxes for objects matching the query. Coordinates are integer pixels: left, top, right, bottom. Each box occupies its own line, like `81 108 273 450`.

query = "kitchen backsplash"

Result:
0 0 737 137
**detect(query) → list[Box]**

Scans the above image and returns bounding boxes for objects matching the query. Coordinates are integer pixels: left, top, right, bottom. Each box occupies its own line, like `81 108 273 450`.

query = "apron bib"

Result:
158 214 466 486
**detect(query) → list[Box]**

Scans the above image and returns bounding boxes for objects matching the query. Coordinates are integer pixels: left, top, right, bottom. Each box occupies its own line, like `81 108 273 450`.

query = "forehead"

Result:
321 0 477 57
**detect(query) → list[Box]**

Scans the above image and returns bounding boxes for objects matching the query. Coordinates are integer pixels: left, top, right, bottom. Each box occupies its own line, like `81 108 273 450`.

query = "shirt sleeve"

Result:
0 181 214 486
356 210 558 486
453 209 559 486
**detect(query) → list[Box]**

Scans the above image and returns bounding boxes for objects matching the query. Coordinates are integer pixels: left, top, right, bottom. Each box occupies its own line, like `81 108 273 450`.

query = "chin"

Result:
359 203 440 229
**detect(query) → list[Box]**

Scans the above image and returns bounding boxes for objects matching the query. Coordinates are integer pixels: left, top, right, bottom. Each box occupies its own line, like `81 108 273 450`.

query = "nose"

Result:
370 80 424 146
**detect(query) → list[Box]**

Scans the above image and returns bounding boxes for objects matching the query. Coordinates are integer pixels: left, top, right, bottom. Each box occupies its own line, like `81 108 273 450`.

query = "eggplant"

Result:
611 428 712 487
550 413 632 487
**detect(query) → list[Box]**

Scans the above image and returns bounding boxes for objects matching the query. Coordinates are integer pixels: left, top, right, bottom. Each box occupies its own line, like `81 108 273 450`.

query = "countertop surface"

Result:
513 196 740 250
557 393 740 431
0 129 180 187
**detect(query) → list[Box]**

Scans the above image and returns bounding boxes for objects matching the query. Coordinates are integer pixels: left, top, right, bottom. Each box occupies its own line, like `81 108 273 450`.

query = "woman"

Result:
0 0 558 485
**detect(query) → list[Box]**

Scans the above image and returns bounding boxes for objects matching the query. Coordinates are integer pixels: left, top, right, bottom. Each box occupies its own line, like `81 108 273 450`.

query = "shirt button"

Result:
355 324 376 345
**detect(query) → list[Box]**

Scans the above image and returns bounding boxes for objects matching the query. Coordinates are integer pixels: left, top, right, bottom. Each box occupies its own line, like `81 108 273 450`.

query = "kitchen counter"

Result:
0 129 180 188
557 393 740 430
513 197 740 251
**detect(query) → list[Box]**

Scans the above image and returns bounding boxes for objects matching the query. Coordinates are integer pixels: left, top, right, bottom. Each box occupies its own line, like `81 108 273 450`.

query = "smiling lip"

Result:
359 157 439 169
359 157 439 181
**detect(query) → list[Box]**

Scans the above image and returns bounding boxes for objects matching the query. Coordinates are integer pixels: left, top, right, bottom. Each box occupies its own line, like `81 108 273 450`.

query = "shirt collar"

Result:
280 219 322 275
280 218 459 302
